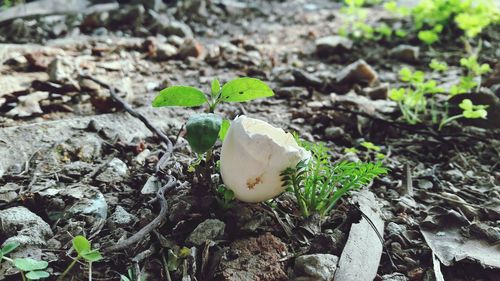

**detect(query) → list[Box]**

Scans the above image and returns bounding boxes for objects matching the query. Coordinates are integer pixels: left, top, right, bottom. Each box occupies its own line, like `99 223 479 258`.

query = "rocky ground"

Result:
0 0 499 281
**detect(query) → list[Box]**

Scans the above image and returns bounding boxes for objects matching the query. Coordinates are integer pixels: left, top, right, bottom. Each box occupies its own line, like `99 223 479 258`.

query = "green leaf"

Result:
26 271 50 280
389 88 405 101
72 236 91 255
218 119 230 141
459 99 473 111
220 78 274 102
418 30 439 45
14 258 48 271
152 86 207 107
360 141 381 151
463 109 487 119
211 79 221 98
120 276 131 281
399 68 412 82
1 242 20 255
81 250 103 262
185 113 222 154
429 59 448 72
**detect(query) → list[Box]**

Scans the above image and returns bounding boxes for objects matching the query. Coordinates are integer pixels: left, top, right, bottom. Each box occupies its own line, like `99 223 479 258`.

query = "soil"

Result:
0 0 499 281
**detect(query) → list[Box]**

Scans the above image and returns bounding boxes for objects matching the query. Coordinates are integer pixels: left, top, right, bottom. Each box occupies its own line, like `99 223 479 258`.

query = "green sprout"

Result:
390 55 490 129
0 242 49 280
389 67 443 125
57 236 103 281
429 59 448 72
216 185 235 209
152 77 274 157
439 99 488 129
281 140 387 218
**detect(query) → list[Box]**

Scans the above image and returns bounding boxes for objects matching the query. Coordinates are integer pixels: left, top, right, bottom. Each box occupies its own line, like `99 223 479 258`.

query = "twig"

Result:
78 73 173 153
104 176 176 253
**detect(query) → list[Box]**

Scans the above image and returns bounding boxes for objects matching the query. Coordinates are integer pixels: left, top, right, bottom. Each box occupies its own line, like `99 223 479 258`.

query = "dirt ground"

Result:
0 0 499 281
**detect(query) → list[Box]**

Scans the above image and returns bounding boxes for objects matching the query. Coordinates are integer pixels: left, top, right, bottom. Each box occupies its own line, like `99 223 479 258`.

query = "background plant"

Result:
339 0 407 41
0 242 49 280
385 0 499 45
389 58 490 129
281 140 387 218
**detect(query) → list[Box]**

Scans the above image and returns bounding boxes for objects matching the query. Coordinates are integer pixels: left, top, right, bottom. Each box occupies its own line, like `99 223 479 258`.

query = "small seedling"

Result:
429 59 448 72
281 140 387 218
0 242 49 280
57 236 103 281
439 99 488 129
216 185 235 209
152 77 273 157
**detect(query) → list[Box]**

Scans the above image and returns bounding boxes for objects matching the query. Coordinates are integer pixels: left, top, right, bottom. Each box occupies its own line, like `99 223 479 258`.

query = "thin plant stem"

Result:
21 272 26 281
89 262 92 281
57 256 80 281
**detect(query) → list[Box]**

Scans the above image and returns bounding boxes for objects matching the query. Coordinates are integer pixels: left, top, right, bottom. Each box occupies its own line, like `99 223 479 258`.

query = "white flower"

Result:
220 115 310 202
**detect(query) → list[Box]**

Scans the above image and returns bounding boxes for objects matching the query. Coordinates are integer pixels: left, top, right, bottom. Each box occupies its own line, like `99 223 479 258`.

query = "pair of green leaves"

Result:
152 77 274 154
1 242 49 280
72 236 103 262
459 99 488 119
14 259 49 280
152 77 274 108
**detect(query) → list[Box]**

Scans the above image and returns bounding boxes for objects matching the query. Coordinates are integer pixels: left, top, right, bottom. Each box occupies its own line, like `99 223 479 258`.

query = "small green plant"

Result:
339 0 400 41
389 67 443 125
57 236 103 281
152 77 273 157
390 57 490 129
216 185 235 209
439 99 488 129
429 59 448 72
449 55 492 95
0 242 49 280
281 140 387 218
384 0 499 46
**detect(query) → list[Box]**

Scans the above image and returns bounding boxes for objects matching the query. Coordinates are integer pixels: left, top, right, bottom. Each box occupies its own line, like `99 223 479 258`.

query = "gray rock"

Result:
156 43 178 60
186 219 225 246
386 222 406 237
335 59 378 86
444 169 465 181
161 20 193 38
108 206 135 227
48 57 75 84
324 126 344 140
64 186 108 232
381 272 409 281
389 45 419 63
293 70 323 88
0 183 19 203
56 134 102 162
0 207 52 246
108 158 128 177
141 175 160 194
362 83 389 100
316 35 353 57
417 179 433 189
295 254 339 281
177 38 203 59
167 35 185 47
